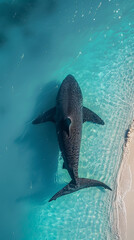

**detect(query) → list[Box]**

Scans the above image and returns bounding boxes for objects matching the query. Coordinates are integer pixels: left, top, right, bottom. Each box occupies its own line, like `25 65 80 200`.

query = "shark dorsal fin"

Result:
63 117 71 136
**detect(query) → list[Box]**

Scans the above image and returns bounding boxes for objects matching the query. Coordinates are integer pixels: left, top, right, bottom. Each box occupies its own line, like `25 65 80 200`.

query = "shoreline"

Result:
114 120 134 240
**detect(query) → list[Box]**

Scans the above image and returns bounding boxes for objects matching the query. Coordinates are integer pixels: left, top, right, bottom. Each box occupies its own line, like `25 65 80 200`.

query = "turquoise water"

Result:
0 0 134 239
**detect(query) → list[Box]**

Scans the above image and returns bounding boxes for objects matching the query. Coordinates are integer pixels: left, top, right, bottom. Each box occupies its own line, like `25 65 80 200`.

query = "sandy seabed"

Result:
114 120 134 240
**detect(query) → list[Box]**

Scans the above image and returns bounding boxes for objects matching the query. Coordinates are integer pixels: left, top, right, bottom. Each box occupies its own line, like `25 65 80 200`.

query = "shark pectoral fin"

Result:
62 118 71 136
83 107 104 125
32 107 56 124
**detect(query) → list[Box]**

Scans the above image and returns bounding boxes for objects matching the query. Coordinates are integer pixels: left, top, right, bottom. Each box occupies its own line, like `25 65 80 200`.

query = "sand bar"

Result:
115 120 134 240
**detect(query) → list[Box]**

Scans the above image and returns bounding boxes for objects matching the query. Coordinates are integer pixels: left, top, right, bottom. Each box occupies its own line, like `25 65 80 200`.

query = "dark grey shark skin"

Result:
32 75 112 202
56 76 83 183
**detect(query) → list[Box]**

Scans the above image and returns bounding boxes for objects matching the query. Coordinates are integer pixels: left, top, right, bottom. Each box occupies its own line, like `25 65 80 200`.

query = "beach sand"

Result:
115 120 134 240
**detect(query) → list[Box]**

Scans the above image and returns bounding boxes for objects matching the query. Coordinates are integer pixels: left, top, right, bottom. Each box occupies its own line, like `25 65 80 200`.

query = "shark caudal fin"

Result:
49 178 112 202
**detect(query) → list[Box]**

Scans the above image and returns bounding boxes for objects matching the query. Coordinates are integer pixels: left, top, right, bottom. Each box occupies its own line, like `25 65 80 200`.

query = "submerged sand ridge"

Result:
115 120 134 240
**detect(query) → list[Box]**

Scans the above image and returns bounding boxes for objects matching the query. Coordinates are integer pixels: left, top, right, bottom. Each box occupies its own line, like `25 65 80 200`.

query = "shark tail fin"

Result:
49 178 112 202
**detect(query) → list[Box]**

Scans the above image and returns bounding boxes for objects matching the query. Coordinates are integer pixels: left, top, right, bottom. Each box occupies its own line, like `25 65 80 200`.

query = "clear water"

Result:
0 0 134 239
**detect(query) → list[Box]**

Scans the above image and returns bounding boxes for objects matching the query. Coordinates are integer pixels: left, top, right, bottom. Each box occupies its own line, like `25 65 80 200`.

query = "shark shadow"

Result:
16 80 60 204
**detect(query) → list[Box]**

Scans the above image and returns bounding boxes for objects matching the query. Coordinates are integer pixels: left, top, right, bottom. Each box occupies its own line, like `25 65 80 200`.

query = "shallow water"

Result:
0 0 134 239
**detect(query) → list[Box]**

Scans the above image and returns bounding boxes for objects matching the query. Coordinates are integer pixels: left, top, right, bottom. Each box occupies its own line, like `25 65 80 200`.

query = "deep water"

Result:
0 0 134 239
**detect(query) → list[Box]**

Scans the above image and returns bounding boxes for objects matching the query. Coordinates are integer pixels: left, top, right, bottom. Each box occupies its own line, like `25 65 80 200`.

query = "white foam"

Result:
114 120 134 240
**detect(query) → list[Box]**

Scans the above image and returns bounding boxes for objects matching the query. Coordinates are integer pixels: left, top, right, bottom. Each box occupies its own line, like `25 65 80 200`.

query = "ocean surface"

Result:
0 0 134 239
